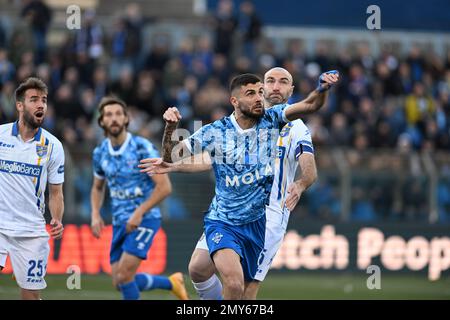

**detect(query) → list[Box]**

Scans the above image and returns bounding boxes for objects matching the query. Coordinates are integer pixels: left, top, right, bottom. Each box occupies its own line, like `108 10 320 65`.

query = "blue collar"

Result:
11 121 42 142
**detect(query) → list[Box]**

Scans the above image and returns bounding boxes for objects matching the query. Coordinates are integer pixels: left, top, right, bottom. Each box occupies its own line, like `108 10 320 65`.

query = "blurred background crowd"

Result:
0 0 449 224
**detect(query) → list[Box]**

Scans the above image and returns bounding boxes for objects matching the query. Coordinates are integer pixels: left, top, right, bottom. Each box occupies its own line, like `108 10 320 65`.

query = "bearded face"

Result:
100 104 129 138
233 82 265 120
19 89 47 129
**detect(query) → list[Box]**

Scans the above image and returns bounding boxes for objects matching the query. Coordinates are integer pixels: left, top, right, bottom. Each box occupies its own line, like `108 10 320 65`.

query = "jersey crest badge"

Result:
36 145 48 158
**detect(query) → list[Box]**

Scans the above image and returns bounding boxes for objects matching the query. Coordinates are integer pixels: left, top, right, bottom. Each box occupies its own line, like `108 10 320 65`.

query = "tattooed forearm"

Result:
162 125 179 163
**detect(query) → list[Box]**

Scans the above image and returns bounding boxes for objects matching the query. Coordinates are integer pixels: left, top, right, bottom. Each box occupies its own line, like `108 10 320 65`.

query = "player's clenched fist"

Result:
317 70 340 93
163 107 182 127
50 218 64 240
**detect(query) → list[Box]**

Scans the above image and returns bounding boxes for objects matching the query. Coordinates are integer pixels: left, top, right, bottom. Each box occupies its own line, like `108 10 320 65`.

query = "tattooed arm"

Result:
161 107 194 163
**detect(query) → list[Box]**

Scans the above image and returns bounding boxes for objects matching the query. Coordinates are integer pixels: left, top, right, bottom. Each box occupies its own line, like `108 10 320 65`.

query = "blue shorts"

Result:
110 218 161 264
204 216 266 282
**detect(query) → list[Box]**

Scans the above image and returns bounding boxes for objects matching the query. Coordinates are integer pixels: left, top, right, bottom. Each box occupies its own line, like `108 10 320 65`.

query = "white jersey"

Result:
253 119 314 281
268 119 314 218
0 122 65 237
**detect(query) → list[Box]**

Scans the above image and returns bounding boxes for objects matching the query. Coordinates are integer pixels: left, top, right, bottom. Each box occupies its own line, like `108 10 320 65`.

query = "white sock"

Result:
192 274 223 300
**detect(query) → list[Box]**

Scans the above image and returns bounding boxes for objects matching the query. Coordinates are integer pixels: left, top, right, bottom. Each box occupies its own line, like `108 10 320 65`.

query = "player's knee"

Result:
116 269 134 285
188 260 213 283
243 291 257 300
243 285 259 300
223 278 244 297
21 289 40 300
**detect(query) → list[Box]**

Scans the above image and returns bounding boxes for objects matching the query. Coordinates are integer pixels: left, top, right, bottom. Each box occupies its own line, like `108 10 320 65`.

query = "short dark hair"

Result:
15 77 48 102
229 73 262 93
97 95 129 131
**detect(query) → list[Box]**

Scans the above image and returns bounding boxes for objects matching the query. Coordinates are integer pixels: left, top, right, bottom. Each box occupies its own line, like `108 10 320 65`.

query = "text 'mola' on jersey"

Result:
183 104 293 225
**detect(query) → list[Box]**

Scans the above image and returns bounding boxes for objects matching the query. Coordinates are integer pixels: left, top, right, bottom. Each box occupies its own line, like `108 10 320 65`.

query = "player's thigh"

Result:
243 281 261 300
0 232 8 271
111 262 120 289
204 220 243 278
189 248 215 282
122 218 161 260
212 248 243 281
110 225 127 265
9 236 50 291
117 252 142 276
189 233 215 281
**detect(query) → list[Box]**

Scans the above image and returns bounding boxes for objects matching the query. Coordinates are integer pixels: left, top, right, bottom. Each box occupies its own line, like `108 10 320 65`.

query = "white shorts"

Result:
195 208 290 282
195 233 209 251
0 248 6 269
0 232 50 290
254 208 289 281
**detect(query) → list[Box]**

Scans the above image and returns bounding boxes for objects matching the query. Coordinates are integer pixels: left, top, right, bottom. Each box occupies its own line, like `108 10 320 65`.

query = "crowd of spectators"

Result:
0 0 449 222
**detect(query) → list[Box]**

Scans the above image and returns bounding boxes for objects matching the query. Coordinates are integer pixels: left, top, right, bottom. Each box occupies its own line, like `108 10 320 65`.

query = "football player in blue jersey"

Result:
89 96 189 300
142 67 319 300
142 70 338 299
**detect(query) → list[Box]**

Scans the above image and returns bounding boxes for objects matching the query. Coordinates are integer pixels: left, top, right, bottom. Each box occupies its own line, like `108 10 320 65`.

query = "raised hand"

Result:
163 107 182 127
317 70 340 93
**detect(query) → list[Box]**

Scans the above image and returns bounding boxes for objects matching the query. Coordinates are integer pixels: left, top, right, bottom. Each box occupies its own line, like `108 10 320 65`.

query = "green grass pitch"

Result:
1 273 449 300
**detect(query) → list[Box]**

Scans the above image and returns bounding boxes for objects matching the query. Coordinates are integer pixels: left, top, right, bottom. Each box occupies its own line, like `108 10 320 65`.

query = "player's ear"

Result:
97 116 104 129
16 101 23 112
230 96 238 108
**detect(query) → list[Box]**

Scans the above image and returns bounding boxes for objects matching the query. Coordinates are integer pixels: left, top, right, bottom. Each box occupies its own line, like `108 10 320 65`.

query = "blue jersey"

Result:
184 104 289 225
92 133 161 225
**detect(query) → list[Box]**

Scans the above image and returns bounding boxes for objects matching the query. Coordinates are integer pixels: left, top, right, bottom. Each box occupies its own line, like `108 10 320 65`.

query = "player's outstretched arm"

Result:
285 153 317 211
90 177 106 238
48 183 64 240
162 107 193 163
284 70 339 121
139 152 212 174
